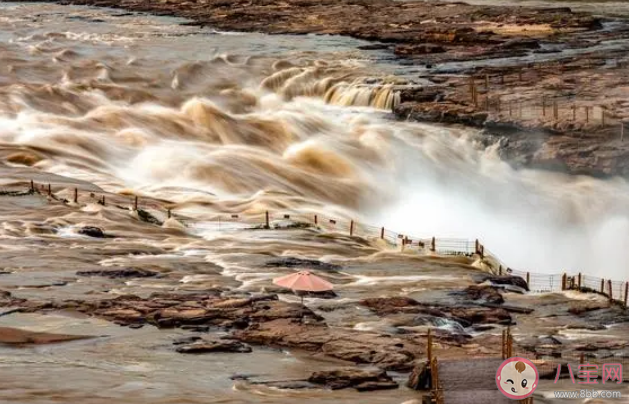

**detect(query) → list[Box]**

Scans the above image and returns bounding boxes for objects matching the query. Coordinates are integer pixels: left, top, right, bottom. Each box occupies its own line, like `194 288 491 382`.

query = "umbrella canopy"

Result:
273 270 333 292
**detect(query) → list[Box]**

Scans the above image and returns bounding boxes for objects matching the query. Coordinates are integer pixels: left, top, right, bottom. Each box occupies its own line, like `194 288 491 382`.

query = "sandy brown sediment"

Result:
0 325 94 344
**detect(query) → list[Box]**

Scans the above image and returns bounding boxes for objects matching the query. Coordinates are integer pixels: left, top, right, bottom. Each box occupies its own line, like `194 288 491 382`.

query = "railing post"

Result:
499 265 503 276
47 184 52 196
380 227 384 239
430 237 436 252
265 211 270 228
562 273 567 291
502 329 507 359
578 273 582 289
479 244 484 259
600 278 605 294
134 196 138 211
101 196 106 206
526 272 530 287
625 282 628 307
475 239 480 255
608 280 613 301
314 214 318 225
167 209 171 219
74 188 78 203
30 180 35 192
349 220 354 237
427 328 433 362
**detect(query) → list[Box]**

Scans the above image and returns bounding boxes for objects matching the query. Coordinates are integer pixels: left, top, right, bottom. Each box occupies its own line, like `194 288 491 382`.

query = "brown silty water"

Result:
1 2 629 403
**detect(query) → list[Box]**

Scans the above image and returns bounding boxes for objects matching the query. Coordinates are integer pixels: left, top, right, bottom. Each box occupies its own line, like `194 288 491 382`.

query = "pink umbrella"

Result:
273 270 334 303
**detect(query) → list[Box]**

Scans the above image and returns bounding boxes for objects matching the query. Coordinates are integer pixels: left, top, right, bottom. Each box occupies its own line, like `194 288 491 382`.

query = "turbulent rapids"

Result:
2 3 629 404
1 3 628 278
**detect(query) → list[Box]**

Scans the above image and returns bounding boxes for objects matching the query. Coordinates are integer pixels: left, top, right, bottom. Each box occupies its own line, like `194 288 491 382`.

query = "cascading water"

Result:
0 3 627 280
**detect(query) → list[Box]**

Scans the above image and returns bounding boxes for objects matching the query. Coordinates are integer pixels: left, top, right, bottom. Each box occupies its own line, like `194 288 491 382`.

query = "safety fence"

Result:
3 179 629 308
461 59 629 139
426 327 629 401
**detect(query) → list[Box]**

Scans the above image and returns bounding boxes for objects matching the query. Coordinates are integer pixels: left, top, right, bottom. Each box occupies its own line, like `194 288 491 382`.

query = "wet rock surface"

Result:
77 226 106 238
265 257 341 271
76 268 161 278
308 368 398 391
233 318 422 371
175 338 253 354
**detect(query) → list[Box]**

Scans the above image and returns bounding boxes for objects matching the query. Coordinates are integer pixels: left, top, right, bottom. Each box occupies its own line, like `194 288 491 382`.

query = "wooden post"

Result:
542 96 546 117
578 273 582 289
507 326 513 357
74 188 78 203
380 227 384 239
314 214 318 225
526 272 530 286
30 180 34 192
134 196 138 211
600 278 605 294
47 184 51 196
499 265 503 276
427 328 433 362
167 209 171 219
625 282 628 307
101 196 105 206
430 237 436 252
349 220 354 236
562 273 567 291
475 239 480 255
502 329 506 359
479 244 484 259
265 211 270 228
608 280 613 301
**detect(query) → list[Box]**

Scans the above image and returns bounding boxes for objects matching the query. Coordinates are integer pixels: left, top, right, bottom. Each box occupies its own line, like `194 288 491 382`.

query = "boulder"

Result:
76 268 160 278
78 226 105 238
308 368 398 391
265 257 341 271
473 275 529 292
360 297 421 314
176 339 252 354
450 285 504 304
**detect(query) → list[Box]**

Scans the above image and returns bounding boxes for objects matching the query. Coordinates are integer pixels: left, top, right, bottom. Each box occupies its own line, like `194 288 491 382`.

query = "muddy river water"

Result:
1 2 629 403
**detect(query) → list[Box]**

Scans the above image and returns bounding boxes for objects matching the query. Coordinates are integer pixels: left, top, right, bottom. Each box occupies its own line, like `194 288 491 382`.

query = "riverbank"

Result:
45 0 629 178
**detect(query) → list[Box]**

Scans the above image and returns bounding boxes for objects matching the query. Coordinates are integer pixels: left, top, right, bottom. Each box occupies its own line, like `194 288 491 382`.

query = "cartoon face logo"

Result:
496 357 539 399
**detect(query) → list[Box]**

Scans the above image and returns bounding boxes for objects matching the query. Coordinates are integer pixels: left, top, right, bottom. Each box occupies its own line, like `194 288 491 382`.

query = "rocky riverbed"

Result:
1 2 629 403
